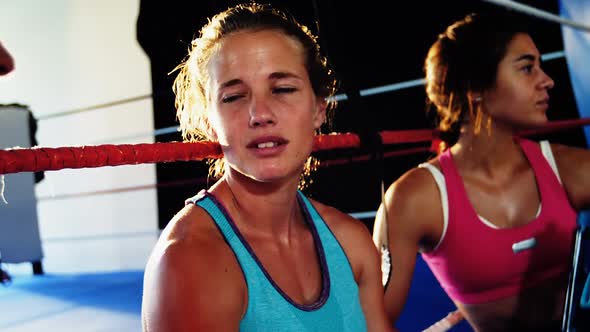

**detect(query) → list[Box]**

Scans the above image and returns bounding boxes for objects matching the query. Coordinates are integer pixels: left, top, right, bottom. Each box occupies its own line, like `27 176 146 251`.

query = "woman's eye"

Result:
273 87 297 94
521 65 533 73
221 94 242 103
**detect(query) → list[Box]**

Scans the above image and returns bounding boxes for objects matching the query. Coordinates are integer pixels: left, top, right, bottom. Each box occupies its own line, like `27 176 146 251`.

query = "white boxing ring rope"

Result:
482 0 590 32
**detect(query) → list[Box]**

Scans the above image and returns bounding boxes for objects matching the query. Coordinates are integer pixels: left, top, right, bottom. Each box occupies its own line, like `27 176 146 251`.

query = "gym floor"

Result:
0 256 472 332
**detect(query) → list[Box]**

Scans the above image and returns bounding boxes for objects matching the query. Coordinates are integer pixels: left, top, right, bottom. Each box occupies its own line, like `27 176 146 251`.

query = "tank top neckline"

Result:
203 190 331 311
442 144 546 231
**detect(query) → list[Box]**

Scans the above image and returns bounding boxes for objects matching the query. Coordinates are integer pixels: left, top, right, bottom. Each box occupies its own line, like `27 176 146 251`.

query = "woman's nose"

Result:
248 98 276 127
539 69 555 90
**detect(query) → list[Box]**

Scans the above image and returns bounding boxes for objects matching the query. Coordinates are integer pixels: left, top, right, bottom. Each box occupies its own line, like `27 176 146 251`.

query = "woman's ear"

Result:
312 98 327 129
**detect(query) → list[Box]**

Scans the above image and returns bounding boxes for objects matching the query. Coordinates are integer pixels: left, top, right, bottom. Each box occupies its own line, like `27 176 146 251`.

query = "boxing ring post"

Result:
0 105 44 274
563 210 590 331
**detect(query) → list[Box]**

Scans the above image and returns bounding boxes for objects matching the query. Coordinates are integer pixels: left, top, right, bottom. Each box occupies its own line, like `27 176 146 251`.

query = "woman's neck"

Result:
451 123 523 175
211 170 303 239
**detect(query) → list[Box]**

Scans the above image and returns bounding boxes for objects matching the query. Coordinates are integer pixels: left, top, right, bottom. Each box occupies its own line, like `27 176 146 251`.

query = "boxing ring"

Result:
1 0 590 331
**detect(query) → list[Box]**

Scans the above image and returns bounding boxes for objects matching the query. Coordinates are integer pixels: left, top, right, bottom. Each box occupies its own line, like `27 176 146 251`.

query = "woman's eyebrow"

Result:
513 54 536 63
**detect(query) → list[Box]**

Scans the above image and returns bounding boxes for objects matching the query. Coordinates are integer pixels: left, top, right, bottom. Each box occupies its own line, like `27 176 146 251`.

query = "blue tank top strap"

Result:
295 191 367 330
186 190 242 248
189 192 262 288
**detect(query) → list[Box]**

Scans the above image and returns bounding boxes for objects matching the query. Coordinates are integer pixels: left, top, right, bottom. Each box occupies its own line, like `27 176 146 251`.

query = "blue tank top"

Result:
188 190 367 332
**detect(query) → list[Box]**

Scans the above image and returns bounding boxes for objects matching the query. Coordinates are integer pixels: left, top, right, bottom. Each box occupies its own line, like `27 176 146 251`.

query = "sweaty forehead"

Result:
207 29 307 87
504 33 540 61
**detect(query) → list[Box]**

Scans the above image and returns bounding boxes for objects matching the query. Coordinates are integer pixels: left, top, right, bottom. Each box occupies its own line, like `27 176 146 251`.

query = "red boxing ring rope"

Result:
0 133 360 175
1 118 589 175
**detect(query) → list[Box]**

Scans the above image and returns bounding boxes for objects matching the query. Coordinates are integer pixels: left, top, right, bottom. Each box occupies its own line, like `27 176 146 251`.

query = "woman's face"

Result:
205 29 326 183
481 33 555 130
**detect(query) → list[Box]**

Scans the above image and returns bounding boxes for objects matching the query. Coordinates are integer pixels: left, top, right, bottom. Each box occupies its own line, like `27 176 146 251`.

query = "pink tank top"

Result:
421 138 577 304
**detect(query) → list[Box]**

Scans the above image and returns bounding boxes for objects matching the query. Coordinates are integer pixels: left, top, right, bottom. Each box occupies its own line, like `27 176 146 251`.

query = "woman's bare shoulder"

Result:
381 161 446 249
142 203 246 330
148 203 235 272
387 161 442 212
307 198 367 234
